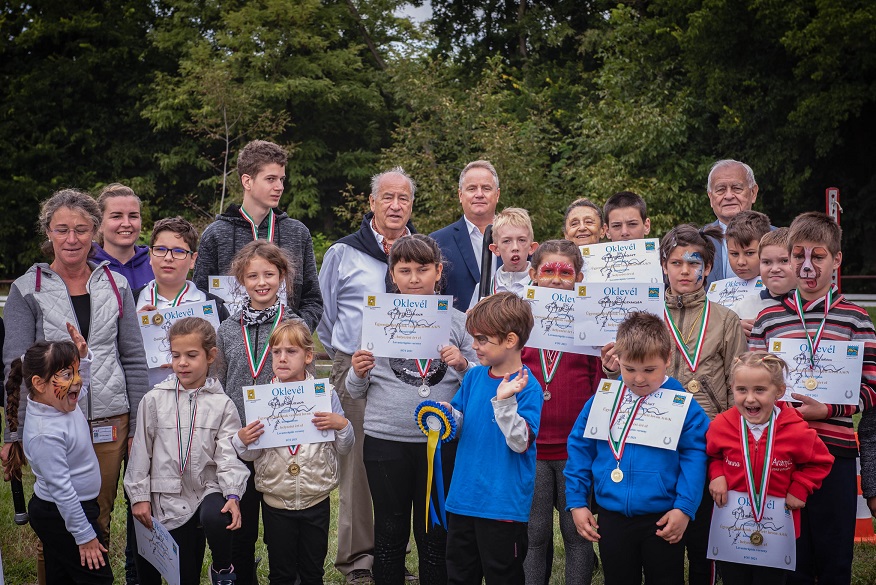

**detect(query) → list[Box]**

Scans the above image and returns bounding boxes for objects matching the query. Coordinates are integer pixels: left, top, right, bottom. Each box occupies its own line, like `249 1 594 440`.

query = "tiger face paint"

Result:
45 362 83 413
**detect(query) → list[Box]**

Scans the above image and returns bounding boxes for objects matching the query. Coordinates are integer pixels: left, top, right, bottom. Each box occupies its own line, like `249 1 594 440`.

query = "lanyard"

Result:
151 282 190 307
740 412 777 523
607 385 646 464
664 301 710 373
175 380 202 475
239 207 275 242
416 359 432 384
539 350 563 385
792 288 834 368
241 305 284 379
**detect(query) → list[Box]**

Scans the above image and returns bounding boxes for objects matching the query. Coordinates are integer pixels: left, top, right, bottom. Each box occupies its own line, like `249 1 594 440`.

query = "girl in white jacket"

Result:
125 317 249 585
235 319 354 585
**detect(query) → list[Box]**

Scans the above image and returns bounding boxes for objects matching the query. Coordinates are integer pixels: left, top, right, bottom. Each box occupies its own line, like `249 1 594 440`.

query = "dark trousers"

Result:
598 509 684 585
262 497 331 585
788 455 856 585
364 435 457 585
231 458 262 585
683 484 714 585
445 512 528 585
136 492 233 585
28 495 114 585
718 561 788 585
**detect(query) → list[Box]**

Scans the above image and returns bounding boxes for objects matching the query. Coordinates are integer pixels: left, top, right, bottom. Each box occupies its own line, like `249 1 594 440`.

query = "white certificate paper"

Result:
706 277 765 308
138 301 220 367
523 286 600 354
579 239 663 283
769 337 864 405
360 293 452 359
584 379 691 450
243 379 334 449
707 490 796 571
134 517 181 585
573 283 665 346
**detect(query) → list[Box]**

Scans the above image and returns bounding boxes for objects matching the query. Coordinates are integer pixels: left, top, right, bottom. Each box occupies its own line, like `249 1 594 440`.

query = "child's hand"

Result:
138 304 158 312
655 508 689 544
132 502 153 530
313 412 348 431
238 420 265 445
438 401 453 412
351 350 375 378
440 344 468 372
66 322 88 358
740 318 754 339
790 393 830 421
785 493 806 510
222 497 241 530
600 342 619 373
709 476 728 507
78 537 107 570
496 368 528 400
572 508 600 542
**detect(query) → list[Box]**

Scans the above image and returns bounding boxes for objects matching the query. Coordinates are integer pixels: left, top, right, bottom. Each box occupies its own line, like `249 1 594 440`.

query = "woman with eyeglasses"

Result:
91 183 155 290
1 188 149 584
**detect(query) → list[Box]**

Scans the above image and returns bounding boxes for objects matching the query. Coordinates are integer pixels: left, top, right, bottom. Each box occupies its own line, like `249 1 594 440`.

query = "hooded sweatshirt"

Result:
92 243 154 290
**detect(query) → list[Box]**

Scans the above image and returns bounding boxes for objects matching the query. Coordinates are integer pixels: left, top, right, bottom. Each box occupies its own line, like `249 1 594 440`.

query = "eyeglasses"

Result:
49 226 93 236
150 246 194 260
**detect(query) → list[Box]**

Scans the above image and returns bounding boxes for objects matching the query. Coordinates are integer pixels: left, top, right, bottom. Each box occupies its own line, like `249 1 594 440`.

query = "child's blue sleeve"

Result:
672 400 709 519
565 396 596 510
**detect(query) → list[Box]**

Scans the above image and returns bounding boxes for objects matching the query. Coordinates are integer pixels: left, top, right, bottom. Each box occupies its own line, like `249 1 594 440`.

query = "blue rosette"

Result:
414 400 457 531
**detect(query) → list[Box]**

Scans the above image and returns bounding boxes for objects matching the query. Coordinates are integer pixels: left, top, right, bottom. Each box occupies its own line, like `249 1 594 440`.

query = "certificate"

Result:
138 301 220 367
242 379 334 449
523 286 598 354
583 379 692 450
134 517 181 585
360 293 452 359
573 283 664 346
579 239 663 283
706 277 765 308
209 274 287 315
769 337 864 405
707 490 796 571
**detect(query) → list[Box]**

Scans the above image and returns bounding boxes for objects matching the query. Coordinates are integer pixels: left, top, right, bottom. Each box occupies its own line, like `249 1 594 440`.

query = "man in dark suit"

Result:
704 159 759 284
430 160 501 311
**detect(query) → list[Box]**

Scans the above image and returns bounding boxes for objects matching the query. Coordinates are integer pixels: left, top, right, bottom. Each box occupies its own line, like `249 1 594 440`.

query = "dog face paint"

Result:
792 246 825 281
792 244 838 299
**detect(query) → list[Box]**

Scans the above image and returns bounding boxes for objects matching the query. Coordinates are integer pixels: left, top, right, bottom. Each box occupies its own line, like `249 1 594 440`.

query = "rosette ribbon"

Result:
414 400 457 532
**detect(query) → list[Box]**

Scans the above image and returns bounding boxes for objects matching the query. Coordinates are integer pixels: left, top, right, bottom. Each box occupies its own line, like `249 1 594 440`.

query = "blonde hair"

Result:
730 351 788 392
269 320 314 355
492 207 534 241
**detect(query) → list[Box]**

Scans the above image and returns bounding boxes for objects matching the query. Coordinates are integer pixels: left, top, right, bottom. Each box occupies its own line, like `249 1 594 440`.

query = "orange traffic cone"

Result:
855 436 876 544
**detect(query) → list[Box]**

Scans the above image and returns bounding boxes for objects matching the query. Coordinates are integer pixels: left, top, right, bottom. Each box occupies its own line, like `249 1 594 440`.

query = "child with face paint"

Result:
519 239 601 585
751 212 876 584
4 323 113 584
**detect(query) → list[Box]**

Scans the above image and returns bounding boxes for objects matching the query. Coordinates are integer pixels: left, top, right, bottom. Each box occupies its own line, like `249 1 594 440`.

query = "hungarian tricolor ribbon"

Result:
150 282 190 307
740 412 777 524
793 287 834 368
607 385 645 465
239 207 276 242
664 302 711 373
415 359 432 385
176 380 203 474
414 401 457 532
539 350 562 385
241 305 284 379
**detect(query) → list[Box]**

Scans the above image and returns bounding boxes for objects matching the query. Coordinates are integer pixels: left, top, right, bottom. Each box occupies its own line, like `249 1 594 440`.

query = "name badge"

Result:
92 425 117 444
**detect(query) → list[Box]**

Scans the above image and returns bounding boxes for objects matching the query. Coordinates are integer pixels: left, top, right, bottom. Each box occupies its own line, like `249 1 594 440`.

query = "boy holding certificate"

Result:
750 212 876 584
565 312 709 585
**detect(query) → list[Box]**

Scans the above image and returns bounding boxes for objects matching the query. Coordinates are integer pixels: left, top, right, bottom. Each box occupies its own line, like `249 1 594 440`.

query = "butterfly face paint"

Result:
535 258 578 291
50 363 82 401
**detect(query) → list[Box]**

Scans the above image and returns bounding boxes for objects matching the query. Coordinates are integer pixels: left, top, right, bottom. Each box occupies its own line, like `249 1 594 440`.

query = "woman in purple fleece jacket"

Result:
90 183 154 290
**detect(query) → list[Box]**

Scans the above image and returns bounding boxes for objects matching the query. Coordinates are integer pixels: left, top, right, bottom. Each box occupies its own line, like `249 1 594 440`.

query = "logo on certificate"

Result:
600 381 613 393
314 383 326 395
578 285 587 296
756 279 764 287
141 315 150 325
581 247 591 257
203 305 214 315
526 289 536 299
848 345 859 357
212 278 220 288
246 389 256 400
772 341 782 352
673 394 687 405
645 241 656 251
367 296 376 306
648 287 659 298
709 283 717 292
437 300 448 311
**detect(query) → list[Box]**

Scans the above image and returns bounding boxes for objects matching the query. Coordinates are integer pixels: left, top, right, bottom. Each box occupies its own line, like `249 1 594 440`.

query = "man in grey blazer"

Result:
704 159 759 284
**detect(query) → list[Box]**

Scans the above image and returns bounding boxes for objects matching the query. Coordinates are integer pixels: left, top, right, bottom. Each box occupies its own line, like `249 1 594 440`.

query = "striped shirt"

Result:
750 285 876 458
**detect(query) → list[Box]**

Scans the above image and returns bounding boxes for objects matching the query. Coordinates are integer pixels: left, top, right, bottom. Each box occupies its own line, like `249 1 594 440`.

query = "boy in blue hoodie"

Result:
565 312 709 585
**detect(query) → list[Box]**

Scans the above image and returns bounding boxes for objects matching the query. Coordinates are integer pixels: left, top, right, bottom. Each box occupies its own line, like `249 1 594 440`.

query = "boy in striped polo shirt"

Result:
750 211 876 584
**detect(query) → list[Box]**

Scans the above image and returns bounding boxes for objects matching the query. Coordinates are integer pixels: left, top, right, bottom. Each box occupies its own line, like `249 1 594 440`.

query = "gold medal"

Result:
750 530 764 546
804 377 818 390
543 390 552 401
610 468 624 483
287 463 300 476
152 313 164 326
687 379 700 393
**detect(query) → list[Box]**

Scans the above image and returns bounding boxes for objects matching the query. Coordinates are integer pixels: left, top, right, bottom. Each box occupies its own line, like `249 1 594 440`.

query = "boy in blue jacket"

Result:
565 312 709 585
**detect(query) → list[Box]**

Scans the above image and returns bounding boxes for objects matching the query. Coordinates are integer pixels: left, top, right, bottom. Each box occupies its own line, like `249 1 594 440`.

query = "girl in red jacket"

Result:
707 351 833 584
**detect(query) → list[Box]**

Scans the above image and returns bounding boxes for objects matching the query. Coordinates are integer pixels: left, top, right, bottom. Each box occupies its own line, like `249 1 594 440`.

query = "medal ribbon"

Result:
664 302 711 373
152 282 190 307
415 359 432 385
287 445 301 457
241 305 284 379
793 288 834 368
607 385 646 464
539 350 563 385
239 207 275 242
740 412 777 523
175 380 202 475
